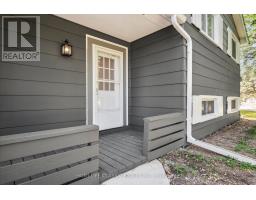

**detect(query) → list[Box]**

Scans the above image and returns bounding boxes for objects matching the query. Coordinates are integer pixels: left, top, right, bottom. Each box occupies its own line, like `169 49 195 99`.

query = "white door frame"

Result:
85 34 128 127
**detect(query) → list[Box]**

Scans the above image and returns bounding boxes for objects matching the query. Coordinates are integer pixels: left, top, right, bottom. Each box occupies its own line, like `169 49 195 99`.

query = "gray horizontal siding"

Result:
0 14 129 136
131 84 186 97
131 97 186 108
130 107 184 117
130 26 186 127
131 58 186 78
0 109 86 129
0 62 85 84
193 112 240 139
0 121 85 136
0 51 85 73
185 18 240 138
184 22 240 96
0 79 86 96
0 96 85 111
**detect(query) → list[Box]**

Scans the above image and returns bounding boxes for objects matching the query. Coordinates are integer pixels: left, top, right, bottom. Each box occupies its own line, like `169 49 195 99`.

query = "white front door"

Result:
93 45 124 130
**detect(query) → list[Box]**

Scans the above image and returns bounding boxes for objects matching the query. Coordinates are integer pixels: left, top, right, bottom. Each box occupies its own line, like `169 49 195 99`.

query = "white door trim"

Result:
85 34 128 127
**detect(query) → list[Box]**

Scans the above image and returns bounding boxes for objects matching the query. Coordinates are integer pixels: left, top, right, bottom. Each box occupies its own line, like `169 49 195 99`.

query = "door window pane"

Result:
105 82 109 90
98 56 103 67
110 83 115 91
98 68 103 79
104 57 109 68
98 82 104 90
110 70 114 81
104 69 109 79
110 59 114 69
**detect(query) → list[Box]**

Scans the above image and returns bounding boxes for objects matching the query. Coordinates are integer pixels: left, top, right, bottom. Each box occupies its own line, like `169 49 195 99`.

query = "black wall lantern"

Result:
61 39 72 57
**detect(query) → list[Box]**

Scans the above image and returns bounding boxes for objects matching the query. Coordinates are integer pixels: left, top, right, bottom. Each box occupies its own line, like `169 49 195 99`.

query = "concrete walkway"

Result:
102 160 169 185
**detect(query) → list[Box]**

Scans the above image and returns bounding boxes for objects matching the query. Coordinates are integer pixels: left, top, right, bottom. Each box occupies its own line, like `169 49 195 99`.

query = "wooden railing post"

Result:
143 113 185 161
143 119 150 159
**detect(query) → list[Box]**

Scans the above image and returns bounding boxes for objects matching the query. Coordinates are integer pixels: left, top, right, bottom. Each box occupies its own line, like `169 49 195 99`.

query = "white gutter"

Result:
170 15 256 166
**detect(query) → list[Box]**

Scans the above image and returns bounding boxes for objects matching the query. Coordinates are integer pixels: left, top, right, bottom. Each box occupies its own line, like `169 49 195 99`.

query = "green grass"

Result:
172 163 198 176
248 126 256 139
234 139 256 155
217 156 256 170
187 152 206 162
240 110 256 119
235 139 248 152
224 158 238 168
173 164 188 175
233 125 256 156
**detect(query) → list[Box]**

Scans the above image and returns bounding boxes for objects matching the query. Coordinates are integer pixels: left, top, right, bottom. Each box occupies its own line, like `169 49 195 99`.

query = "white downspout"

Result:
171 15 256 165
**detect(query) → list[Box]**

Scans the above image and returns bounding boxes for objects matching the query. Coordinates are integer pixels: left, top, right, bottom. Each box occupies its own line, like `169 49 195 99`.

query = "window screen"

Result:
202 100 215 115
231 99 236 109
207 14 214 39
232 39 236 59
201 14 215 40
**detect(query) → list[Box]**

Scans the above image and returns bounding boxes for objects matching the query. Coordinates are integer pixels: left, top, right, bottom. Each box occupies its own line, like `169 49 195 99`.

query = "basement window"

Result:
193 95 224 124
227 97 240 114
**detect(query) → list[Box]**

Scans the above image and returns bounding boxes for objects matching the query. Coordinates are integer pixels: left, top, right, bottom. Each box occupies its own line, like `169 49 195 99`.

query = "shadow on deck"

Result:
99 128 146 183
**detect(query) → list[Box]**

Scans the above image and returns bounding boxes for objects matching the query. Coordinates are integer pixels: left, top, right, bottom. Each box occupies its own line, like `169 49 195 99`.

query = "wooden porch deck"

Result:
99 129 146 183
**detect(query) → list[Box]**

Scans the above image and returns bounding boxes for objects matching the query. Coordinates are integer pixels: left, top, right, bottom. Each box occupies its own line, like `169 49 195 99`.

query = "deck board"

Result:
99 129 146 183
100 139 143 157
104 135 142 147
101 137 142 153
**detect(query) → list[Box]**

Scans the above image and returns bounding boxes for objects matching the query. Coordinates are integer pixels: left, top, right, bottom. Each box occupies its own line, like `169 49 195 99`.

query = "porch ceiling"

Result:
56 14 184 42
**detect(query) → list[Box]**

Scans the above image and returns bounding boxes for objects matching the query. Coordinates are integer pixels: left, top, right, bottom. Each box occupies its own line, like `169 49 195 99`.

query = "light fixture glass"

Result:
61 39 72 56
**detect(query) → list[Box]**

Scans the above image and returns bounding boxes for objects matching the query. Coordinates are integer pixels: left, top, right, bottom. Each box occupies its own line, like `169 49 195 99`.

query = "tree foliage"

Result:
240 14 256 101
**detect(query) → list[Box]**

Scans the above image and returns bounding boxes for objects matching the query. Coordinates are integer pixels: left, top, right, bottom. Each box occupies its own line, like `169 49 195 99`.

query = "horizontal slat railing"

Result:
0 125 99 185
143 113 186 161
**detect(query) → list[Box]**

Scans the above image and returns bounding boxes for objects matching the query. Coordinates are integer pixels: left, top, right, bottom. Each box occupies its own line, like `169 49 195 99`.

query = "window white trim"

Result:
191 14 201 29
192 95 224 124
227 27 240 63
192 14 223 49
227 96 240 114
201 14 215 40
